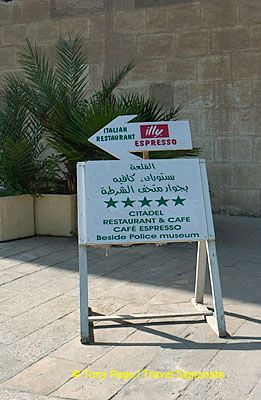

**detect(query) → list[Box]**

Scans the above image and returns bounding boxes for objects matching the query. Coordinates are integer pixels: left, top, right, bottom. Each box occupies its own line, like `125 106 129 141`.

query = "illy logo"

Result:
140 124 169 138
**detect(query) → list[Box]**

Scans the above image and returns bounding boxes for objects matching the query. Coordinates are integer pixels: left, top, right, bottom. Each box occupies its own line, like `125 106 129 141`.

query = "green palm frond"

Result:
163 105 183 120
56 36 88 104
0 73 45 194
94 62 135 101
0 137 43 194
19 39 59 120
0 75 29 140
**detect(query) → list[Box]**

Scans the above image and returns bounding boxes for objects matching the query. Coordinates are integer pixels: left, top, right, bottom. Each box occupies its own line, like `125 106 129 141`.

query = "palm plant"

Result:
0 76 44 195
19 36 199 193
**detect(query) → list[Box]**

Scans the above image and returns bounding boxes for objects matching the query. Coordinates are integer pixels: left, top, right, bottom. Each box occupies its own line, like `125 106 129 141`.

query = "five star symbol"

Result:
104 197 118 208
139 197 153 207
122 197 135 207
155 196 169 206
104 196 186 208
173 195 186 206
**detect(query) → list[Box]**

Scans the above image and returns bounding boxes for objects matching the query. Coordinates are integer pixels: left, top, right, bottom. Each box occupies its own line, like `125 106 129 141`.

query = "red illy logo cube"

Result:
140 124 169 138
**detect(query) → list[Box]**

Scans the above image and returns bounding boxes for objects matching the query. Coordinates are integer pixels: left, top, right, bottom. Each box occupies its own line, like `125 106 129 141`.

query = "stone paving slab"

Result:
0 356 87 397
0 295 78 344
0 215 260 400
0 390 73 400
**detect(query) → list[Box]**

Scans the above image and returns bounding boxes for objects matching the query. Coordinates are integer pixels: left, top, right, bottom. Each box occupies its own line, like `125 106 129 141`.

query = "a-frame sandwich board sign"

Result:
77 118 226 344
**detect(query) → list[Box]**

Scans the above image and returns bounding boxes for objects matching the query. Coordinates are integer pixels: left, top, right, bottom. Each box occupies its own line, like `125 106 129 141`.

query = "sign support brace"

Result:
79 239 226 344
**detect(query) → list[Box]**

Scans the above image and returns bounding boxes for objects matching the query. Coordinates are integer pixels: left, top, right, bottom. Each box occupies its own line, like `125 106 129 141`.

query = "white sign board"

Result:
78 159 214 246
88 115 193 159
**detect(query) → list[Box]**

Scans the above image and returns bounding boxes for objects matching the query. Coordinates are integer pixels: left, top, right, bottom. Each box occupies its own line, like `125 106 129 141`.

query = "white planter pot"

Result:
0 194 34 241
35 194 77 237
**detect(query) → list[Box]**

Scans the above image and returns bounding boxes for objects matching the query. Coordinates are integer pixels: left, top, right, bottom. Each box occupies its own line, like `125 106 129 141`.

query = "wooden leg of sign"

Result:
79 245 90 344
88 307 95 343
194 241 207 303
143 151 149 159
205 240 227 337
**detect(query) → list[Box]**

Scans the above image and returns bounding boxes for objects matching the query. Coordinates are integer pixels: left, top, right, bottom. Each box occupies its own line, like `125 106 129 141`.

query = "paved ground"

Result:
0 215 260 400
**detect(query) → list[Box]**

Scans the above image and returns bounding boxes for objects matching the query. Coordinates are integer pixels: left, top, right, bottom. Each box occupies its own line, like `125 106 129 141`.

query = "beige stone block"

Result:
13 0 50 23
179 110 202 136
251 25 261 49
113 9 146 33
207 162 234 190
211 109 239 136
212 27 250 53
104 34 136 67
25 23 38 41
255 163 261 189
220 188 259 216
149 82 173 108
0 195 34 242
252 78 261 106
50 0 104 17
146 6 169 32
239 0 261 23
82 39 104 64
232 52 261 79
214 80 233 109
165 57 196 81
113 0 135 9
180 109 214 138
0 3 12 25
235 163 256 189
255 112 261 137
0 47 17 70
35 19 59 42
215 137 232 161
59 16 90 39
232 80 253 109
173 82 214 110
175 30 210 56
168 4 201 29
129 59 164 81
35 194 77 237
137 33 173 58
215 137 252 162
2 24 28 46
198 55 231 80
90 14 106 39
201 0 239 26
253 138 261 161
0 356 85 395
233 137 253 161
201 110 216 136
237 107 256 136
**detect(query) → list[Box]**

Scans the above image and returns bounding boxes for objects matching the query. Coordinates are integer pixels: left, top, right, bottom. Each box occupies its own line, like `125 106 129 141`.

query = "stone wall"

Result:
0 0 260 215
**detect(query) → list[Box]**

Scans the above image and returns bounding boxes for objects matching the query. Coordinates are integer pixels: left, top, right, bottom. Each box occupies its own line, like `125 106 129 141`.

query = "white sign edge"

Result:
79 158 214 246
77 162 88 245
199 159 215 240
